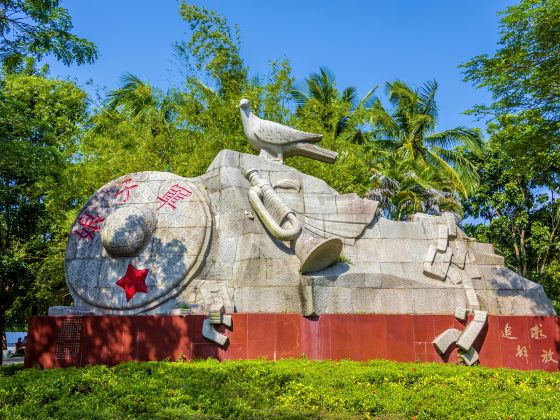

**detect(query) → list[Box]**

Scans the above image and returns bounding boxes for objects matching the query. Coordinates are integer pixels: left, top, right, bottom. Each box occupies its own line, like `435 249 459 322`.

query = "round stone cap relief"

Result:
65 172 211 312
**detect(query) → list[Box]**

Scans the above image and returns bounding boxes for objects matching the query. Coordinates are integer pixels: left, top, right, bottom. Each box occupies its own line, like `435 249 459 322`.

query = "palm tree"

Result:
106 73 179 133
370 80 482 198
368 153 463 220
291 67 376 141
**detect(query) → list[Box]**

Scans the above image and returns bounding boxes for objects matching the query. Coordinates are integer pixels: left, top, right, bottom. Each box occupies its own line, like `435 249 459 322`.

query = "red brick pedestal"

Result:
24 314 559 371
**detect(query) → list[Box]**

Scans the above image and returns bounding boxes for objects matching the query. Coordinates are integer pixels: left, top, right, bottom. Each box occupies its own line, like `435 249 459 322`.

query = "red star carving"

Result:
116 264 149 302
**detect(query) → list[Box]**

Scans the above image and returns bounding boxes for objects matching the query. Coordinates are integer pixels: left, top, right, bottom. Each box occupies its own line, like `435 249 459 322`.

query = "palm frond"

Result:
341 86 358 108
424 150 468 198
425 127 483 155
358 86 379 109
290 88 310 108
417 80 439 120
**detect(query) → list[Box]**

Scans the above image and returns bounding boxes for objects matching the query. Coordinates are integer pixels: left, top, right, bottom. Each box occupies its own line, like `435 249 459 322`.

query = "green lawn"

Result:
1 359 559 419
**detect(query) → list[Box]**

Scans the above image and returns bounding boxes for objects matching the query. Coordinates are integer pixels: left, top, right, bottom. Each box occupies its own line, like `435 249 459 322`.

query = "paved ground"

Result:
2 357 24 365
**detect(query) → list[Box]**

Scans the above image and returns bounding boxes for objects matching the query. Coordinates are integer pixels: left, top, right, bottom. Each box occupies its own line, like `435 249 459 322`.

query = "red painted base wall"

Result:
25 314 559 371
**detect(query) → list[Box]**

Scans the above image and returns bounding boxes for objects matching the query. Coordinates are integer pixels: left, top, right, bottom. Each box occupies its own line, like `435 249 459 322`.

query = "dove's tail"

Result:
285 143 338 164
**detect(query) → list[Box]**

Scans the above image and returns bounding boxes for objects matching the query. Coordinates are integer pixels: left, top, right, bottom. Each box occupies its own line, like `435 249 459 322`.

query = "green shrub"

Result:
0 359 558 419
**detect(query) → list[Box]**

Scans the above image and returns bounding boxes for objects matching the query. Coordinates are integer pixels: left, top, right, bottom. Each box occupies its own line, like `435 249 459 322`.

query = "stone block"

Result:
474 253 505 266
433 328 461 354
301 285 315 316
335 193 377 214
406 240 432 263
276 191 305 213
216 236 238 264
302 176 333 194
222 314 233 327
376 218 427 239
269 170 303 187
464 263 482 279
266 258 300 286
380 262 405 278
424 244 437 264
235 233 262 260
423 262 446 281
259 234 293 259
207 149 240 171
470 242 494 255
357 238 413 263
350 288 378 312
454 306 468 321
452 241 467 269
354 239 383 262
460 347 479 366
380 274 431 289
363 273 383 288
456 310 487 350
303 193 337 214
437 225 449 251
48 306 94 316
413 289 456 313
446 267 462 286
474 291 499 313
217 186 250 211
465 289 480 310
219 166 248 189
217 211 263 236
310 285 356 313
481 266 527 291
359 219 381 239
202 319 228 345
333 272 367 288
379 289 415 313
232 259 267 287
203 262 234 281
199 169 220 192
443 212 457 239
233 286 302 313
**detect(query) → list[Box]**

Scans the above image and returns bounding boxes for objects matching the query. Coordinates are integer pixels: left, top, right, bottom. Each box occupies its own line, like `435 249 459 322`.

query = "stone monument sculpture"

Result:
50 98 557 365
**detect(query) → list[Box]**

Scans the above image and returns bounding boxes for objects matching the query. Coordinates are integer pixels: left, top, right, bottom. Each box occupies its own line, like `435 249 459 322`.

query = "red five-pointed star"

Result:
116 264 149 302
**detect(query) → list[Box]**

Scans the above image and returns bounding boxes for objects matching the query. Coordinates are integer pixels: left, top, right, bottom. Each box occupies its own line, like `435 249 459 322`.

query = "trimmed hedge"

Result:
1 359 559 418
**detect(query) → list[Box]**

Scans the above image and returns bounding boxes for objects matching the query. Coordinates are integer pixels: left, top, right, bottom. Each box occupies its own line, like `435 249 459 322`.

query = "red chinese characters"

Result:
72 213 105 241
114 178 138 203
157 184 192 211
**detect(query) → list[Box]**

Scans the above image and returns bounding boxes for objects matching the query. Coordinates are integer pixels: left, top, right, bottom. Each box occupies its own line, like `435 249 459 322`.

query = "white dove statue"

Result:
239 98 338 164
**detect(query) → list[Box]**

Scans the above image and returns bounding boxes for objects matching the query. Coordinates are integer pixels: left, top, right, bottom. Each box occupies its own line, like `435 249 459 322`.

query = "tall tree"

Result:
464 112 560 311
0 73 88 363
369 80 483 200
461 0 560 122
0 0 97 71
461 0 560 310
291 66 376 145
368 154 462 220
287 67 376 195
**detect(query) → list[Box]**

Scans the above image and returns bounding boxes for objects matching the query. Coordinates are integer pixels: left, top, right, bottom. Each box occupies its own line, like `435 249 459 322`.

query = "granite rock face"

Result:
61 150 556 316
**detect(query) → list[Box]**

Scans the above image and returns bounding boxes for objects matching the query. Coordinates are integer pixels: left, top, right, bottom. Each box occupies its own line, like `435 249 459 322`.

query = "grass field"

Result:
1 359 559 419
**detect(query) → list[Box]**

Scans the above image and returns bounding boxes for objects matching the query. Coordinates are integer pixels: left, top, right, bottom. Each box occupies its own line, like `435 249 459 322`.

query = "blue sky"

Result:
47 0 515 133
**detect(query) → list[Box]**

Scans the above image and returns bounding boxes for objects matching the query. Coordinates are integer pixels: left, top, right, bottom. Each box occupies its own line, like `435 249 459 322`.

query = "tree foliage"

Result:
462 0 560 311
462 0 560 122
464 112 560 310
0 73 88 360
365 80 482 219
2 0 559 329
0 0 97 71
